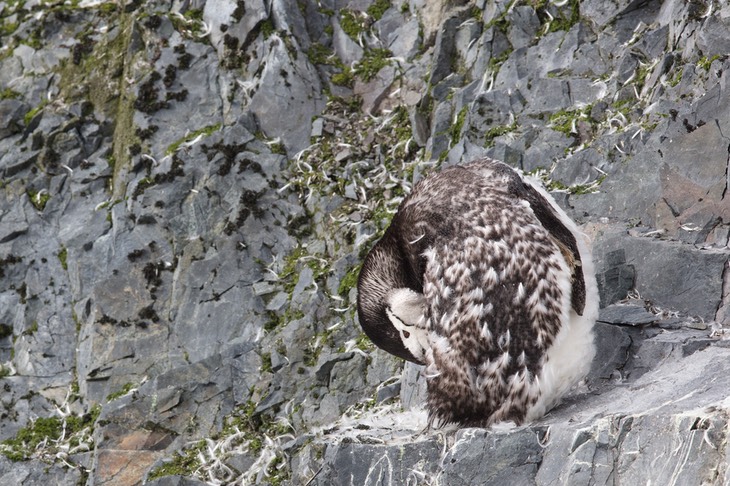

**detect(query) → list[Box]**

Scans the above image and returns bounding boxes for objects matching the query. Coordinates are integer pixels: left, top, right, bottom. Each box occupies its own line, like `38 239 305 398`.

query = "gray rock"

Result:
0 456 82 485
248 34 325 156
0 99 28 140
354 64 396 114
523 78 571 115
332 16 364 66
379 13 421 60
313 440 442 485
588 322 633 384
696 13 730 58
204 0 266 56
507 6 540 50
594 230 729 321
425 98 455 160
430 72 464 102
581 0 646 28
598 304 657 326
430 10 471 86
441 427 546 485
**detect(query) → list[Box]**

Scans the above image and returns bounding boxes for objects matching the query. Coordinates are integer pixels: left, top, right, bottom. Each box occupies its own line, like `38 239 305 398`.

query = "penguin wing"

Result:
506 175 587 315
421 198 574 425
456 158 587 316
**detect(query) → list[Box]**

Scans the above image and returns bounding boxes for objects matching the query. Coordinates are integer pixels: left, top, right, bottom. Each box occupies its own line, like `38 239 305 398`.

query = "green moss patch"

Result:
0 404 101 462
165 123 222 156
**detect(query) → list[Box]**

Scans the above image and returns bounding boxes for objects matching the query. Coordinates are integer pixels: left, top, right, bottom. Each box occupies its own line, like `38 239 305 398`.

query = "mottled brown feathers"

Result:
357 158 597 427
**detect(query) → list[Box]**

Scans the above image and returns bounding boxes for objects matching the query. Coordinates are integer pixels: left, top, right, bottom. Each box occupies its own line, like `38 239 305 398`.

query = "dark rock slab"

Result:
441 427 546 485
248 33 325 156
588 321 634 384
593 228 729 321
0 99 28 140
313 440 442 485
594 247 636 307
598 304 657 326
506 6 540 50
430 9 471 86
0 456 82 485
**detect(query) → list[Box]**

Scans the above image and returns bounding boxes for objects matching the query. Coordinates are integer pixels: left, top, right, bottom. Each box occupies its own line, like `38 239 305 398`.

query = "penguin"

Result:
357 158 598 427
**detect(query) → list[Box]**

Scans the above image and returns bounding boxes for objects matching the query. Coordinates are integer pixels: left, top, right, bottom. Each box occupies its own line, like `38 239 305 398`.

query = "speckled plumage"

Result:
357 158 598 427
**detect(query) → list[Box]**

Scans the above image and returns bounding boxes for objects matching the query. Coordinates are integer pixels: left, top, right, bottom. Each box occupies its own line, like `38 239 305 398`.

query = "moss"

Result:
260 18 275 38
697 54 722 71
23 101 47 125
169 9 207 37
668 67 683 87
267 455 290 485
355 332 374 352
22 26 43 50
261 352 273 373
332 67 354 87
279 245 331 294
1 405 101 462
99 2 117 15
72 309 81 333
147 400 292 482
147 440 206 480
337 264 361 297
23 321 38 336
269 141 286 155
609 99 634 130
57 247 68 271
2 417 64 461
366 0 390 20
354 48 392 81
265 308 305 332
635 63 652 91
56 8 138 199
641 120 658 132
340 9 365 40
0 88 20 100
450 106 468 145
184 8 203 21
165 123 221 156
26 188 50 211
488 48 512 72
308 42 336 65
548 105 593 137
485 0 517 32
541 0 581 34
0 20 19 37
569 174 606 195
534 168 606 195
106 382 135 402
70 378 80 399
484 122 517 148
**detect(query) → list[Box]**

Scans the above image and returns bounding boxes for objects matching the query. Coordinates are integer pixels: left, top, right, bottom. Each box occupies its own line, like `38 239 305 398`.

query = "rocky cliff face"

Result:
0 0 728 484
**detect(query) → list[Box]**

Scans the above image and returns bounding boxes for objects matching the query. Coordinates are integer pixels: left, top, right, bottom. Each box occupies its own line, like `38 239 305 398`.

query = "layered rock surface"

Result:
0 0 728 485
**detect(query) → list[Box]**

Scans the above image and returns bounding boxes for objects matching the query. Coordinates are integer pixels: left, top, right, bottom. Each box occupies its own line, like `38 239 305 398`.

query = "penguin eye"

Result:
402 330 411 339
